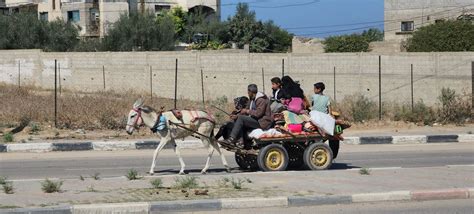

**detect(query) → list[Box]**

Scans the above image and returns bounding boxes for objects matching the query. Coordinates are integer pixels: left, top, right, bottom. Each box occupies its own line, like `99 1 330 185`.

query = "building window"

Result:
52 0 55 10
155 5 170 14
39 12 48 21
68 10 80 22
401 21 414 32
90 8 99 21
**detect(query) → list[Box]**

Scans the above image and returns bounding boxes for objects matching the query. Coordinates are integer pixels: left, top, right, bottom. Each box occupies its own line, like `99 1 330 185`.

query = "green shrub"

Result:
394 100 436 125
0 176 7 185
339 94 377 122
150 178 163 189
2 182 14 194
126 169 141 180
91 172 100 180
3 133 13 142
438 88 472 124
41 179 63 193
173 176 199 189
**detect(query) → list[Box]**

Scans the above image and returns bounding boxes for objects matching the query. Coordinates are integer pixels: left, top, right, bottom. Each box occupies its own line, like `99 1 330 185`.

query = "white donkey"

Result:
125 99 230 175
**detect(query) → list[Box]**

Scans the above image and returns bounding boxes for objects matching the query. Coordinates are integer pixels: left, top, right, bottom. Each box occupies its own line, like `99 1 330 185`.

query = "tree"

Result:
323 34 370 53
406 20 474 52
0 13 79 51
264 20 293 52
44 19 80 51
361 28 384 42
226 3 292 52
103 12 175 51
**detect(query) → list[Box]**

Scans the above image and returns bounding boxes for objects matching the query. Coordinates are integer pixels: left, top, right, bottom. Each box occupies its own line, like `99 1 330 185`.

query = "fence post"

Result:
18 61 20 88
262 68 265 93
201 69 205 107
58 63 61 95
333 66 336 102
282 59 285 77
174 58 178 109
102 65 106 90
150 66 153 101
378 55 382 120
54 59 58 128
411 64 414 112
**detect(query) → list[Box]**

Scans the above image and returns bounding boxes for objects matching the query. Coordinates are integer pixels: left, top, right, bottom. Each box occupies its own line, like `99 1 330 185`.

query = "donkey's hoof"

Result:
148 171 154 176
201 170 207 174
226 167 232 173
178 171 185 175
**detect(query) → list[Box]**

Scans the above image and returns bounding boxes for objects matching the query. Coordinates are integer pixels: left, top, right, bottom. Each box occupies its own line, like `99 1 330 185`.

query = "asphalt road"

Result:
186 199 474 214
1 142 473 180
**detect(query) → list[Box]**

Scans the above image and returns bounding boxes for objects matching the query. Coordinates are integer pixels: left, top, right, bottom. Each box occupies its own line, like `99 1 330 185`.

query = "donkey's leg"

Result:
171 139 186 175
210 141 231 173
200 139 215 174
149 137 169 175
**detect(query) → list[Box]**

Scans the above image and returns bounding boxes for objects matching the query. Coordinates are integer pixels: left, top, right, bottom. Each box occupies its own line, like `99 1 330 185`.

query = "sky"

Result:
220 0 384 38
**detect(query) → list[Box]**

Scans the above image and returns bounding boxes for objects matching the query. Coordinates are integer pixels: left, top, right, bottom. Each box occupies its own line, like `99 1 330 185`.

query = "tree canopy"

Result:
406 20 474 52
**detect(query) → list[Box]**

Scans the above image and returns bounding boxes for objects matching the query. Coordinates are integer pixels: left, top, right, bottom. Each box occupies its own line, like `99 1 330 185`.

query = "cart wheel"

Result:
328 140 340 159
303 142 333 170
235 153 258 171
257 144 289 171
287 144 304 169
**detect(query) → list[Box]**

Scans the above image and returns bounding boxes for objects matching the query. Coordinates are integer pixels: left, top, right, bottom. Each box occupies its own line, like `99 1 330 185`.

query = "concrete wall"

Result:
0 50 472 106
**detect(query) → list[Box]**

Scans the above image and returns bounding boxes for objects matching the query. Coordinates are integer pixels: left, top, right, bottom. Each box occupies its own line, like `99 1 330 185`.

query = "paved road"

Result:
1 142 473 180
186 199 474 214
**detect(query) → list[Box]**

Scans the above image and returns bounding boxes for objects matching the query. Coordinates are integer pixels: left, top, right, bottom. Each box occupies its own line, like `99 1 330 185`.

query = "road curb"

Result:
1 134 472 153
1 188 472 213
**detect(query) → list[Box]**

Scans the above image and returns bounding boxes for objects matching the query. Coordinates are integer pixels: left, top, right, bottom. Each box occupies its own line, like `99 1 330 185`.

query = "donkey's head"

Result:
125 99 144 135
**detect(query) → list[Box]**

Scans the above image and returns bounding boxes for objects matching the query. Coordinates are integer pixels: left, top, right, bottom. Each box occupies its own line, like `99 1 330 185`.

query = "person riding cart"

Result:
225 84 272 147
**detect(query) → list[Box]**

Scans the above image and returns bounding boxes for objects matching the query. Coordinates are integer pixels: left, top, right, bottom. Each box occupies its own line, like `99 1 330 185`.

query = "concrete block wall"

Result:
0 50 472 106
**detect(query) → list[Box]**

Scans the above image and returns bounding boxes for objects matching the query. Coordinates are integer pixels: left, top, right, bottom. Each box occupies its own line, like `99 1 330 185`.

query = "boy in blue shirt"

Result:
311 82 331 114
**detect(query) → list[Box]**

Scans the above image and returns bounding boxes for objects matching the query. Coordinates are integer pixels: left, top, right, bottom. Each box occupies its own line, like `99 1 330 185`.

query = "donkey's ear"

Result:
133 98 144 109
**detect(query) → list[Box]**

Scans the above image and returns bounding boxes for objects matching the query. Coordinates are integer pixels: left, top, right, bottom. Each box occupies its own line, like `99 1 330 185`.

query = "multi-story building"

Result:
384 0 474 42
2 0 220 37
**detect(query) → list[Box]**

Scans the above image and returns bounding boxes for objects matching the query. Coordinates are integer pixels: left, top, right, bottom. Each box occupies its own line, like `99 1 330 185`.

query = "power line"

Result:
285 2 474 32
251 0 319 8
292 3 474 36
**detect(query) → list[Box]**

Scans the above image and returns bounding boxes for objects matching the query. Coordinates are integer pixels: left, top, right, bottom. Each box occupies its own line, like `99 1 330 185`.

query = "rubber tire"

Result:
303 142 333 170
328 140 340 159
257 144 289 172
235 153 258 171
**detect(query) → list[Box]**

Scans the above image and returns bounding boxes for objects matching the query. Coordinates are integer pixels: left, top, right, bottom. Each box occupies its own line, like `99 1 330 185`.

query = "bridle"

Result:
127 108 143 130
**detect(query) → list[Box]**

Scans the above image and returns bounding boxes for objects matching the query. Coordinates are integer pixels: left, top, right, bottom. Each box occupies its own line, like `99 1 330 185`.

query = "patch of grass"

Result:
337 94 377 122
2 182 14 194
91 172 100 180
86 185 97 192
3 132 13 142
218 177 249 190
0 84 201 131
359 168 371 175
230 178 245 190
173 176 199 189
438 88 472 124
41 179 63 193
0 205 20 209
30 123 41 133
393 100 436 125
245 177 252 183
0 176 7 185
126 169 141 180
150 178 163 189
